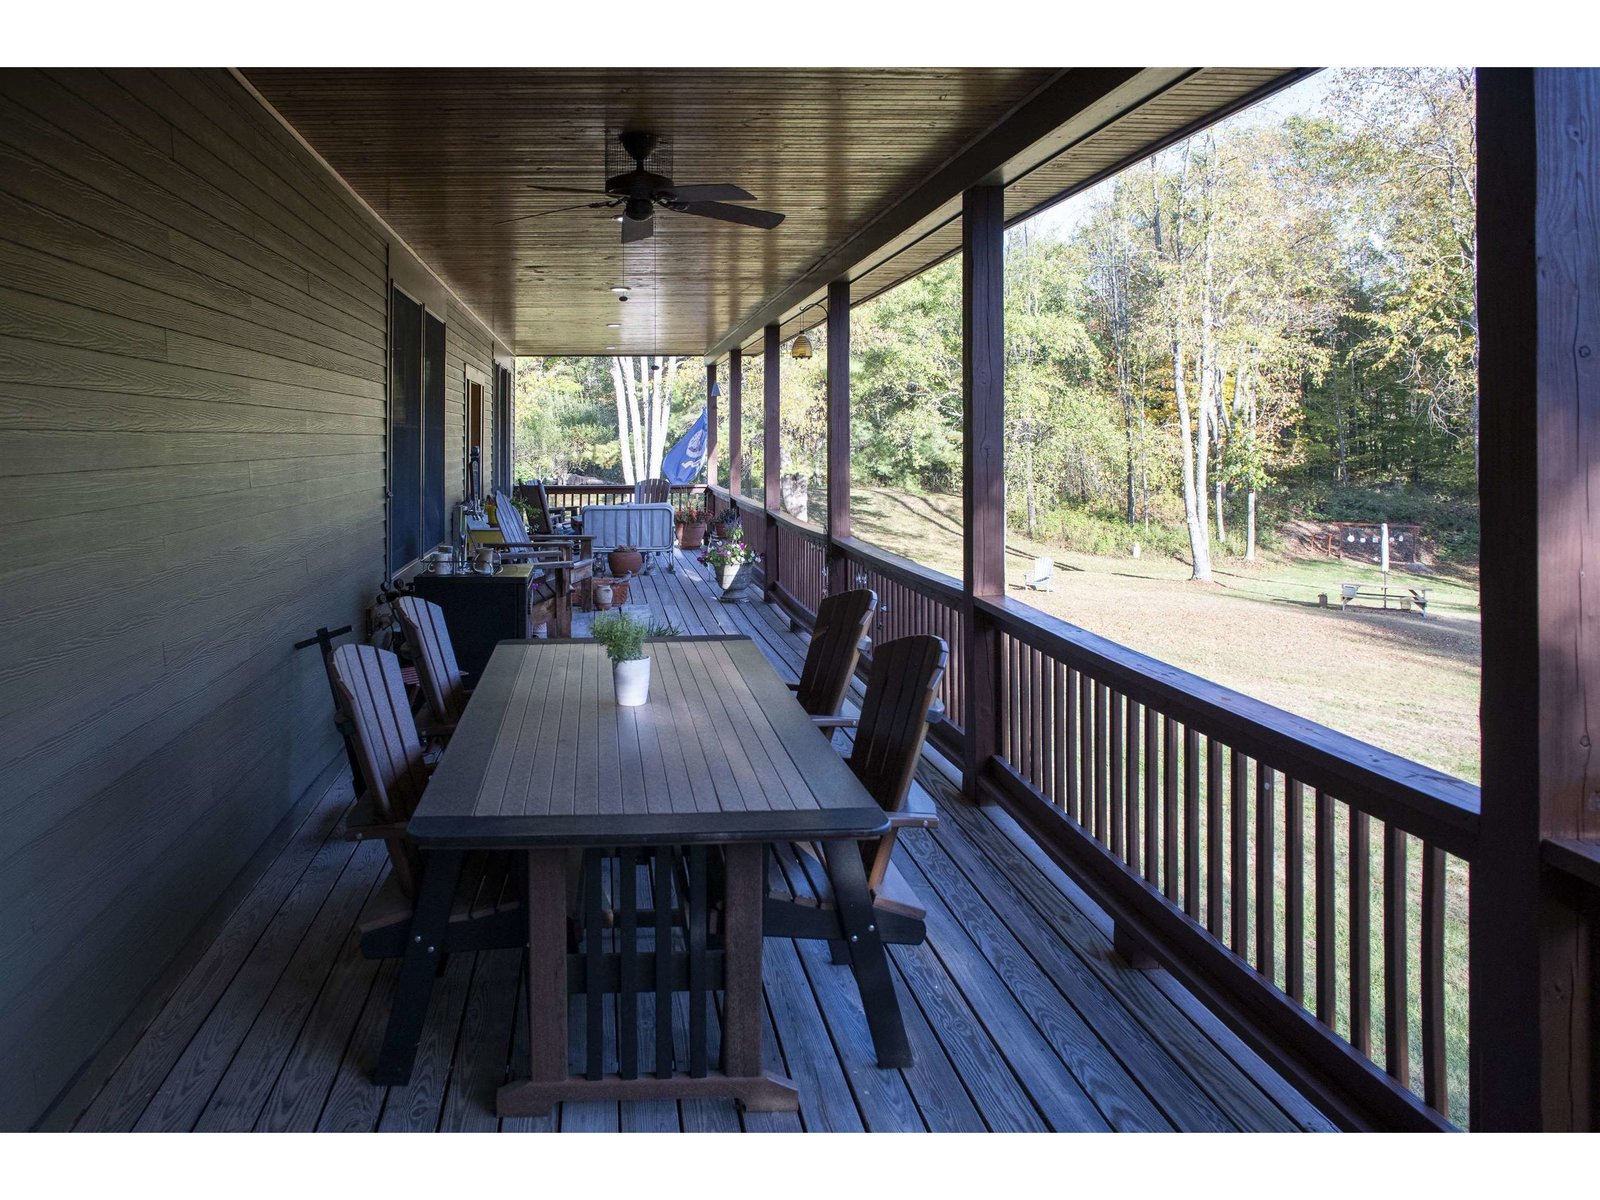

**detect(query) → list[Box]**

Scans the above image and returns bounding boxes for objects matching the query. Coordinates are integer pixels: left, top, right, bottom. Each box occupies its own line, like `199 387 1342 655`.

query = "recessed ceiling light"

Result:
606 345 616 351
610 286 630 294
614 216 624 223
606 323 621 329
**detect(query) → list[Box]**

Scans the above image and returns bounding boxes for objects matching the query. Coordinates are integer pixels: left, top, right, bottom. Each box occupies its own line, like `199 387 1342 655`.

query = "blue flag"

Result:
661 407 709 485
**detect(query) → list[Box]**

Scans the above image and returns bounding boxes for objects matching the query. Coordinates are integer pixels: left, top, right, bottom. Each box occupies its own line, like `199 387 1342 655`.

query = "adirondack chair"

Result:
490 489 594 636
511 479 571 534
786 588 877 722
634 476 671 504
327 643 523 961
394 595 468 730
491 488 594 565
765 634 947 952
1023 555 1054 591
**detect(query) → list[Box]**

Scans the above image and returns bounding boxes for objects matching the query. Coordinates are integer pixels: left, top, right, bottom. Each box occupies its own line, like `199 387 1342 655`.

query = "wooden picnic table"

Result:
376 635 905 1115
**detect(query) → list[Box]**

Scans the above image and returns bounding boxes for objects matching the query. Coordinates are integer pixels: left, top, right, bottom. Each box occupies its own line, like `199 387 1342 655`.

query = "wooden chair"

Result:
491 489 595 636
394 595 468 729
492 488 594 565
786 588 877 721
327 643 522 961
765 634 947 951
634 476 671 504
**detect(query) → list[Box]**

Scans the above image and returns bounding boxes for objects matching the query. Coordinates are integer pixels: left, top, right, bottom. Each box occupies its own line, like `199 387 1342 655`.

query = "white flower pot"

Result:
613 656 652 706
716 561 753 601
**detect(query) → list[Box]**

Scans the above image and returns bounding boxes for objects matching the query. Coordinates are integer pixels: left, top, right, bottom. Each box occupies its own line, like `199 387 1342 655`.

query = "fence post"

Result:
705 359 719 491
962 185 1006 802
763 324 782 601
728 347 743 499
1471 67 1600 1132
825 279 851 596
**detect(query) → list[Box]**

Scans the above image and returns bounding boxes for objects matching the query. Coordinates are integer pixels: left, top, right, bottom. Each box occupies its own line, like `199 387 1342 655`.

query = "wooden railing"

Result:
703 484 1478 1130
539 482 707 516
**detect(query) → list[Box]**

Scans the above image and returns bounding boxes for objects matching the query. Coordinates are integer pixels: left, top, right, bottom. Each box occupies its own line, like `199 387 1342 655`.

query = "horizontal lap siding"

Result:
0 68 484 1128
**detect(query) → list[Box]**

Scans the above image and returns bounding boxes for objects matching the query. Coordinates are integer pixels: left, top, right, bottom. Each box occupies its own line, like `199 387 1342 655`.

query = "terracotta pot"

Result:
676 521 707 550
608 548 644 576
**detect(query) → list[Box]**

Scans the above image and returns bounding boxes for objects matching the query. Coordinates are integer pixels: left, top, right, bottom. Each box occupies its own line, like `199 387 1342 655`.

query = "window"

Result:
493 362 513 494
388 286 423 572
387 285 448 575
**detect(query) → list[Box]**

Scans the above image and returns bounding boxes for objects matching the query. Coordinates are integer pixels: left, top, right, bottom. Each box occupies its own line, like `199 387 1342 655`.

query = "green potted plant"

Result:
608 542 644 576
591 612 682 705
592 610 652 705
675 505 709 550
698 536 762 602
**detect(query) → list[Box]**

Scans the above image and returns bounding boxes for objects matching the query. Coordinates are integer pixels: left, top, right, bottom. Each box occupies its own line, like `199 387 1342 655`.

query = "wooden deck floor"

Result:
66 551 1331 1132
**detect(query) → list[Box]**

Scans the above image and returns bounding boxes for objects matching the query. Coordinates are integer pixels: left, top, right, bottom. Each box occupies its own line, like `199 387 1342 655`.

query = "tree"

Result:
609 355 682 483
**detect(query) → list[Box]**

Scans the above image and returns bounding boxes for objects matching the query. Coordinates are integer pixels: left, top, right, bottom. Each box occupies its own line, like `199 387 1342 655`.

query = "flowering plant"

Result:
676 506 708 525
698 538 762 569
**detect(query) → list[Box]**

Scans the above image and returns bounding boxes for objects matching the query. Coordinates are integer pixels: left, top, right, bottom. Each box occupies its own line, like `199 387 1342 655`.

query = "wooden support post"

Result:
705 359 719 489
825 279 851 594
962 186 1005 801
728 348 743 498
763 323 781 600
1472 67 1600 1132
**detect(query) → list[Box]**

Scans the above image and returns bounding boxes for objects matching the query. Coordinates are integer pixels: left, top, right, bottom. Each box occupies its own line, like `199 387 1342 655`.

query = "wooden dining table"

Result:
375 634 909 1115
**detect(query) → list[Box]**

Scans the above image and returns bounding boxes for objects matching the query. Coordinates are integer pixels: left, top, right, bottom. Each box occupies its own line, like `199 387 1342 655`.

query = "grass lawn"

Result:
846 485 1479 1121
848 486 1482 785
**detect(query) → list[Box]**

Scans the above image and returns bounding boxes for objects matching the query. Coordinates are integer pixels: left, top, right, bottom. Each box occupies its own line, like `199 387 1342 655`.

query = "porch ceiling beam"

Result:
704 67 1172 360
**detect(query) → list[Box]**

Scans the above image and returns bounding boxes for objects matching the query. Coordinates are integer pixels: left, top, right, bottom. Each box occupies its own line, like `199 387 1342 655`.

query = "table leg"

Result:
824 840 912 1068
720 843 764 1082
375 848 464 1085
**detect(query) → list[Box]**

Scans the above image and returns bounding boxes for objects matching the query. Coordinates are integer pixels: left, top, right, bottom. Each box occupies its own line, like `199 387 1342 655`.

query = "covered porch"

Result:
65 549 1328 1132
3 66 1597 1135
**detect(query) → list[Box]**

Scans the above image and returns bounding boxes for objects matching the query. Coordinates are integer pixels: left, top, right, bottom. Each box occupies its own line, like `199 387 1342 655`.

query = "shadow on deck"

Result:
66 551 1330 1132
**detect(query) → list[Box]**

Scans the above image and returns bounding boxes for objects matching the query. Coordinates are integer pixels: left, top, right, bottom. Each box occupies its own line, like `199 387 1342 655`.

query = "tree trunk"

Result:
1245 490 1257 562
1173 342 1212 582
1024 438 1038 538
1215 480 1226 544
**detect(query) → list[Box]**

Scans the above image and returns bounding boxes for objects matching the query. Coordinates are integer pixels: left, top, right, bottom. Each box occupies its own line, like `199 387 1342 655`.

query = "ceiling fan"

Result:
498 130 785 244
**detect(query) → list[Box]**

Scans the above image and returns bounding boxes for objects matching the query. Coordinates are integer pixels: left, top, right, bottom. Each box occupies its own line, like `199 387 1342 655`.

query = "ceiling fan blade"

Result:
521 183 613 197
494 201 614 226
621 214 654 245
657 183 756 203
674 200 786 230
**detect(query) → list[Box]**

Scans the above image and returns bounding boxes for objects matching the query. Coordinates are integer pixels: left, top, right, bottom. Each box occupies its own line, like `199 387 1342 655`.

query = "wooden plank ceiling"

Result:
242 68 1299 359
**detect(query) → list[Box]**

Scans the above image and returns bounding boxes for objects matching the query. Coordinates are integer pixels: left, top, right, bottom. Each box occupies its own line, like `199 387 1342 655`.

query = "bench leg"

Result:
375 849 464 1086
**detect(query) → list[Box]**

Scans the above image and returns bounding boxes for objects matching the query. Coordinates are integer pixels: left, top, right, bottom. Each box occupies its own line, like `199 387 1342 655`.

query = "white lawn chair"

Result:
1023 556 1054 591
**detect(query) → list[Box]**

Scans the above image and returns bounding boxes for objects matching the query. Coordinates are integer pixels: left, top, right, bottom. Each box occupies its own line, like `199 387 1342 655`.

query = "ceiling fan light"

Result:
790 333 814 360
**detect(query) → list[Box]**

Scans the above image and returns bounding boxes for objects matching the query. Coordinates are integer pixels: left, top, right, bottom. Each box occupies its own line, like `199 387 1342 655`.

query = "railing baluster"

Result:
1064 667 1080 822
1143 706 1160 885
1053 660 1068 813
1079 672 1094 829
1040 649 1055 804
1163 716 1179 903
1093 682 1109 843
1123 694 1139 866
1109 687 1125 855
1231 749 1249 956
1126 698 1142 870
1032 646 1047 796
1350 810 1372 1055
1421 844 1449 1119
1382 824 1408 1085
1256 764 1275 979
1315 789 1336 1024
1286 779 1306 1004
1206 736 1224 938
1183 725 1201 919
